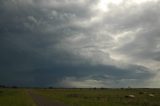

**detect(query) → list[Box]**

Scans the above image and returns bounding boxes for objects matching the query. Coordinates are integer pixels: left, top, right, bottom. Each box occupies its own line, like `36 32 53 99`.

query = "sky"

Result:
0 0 160 88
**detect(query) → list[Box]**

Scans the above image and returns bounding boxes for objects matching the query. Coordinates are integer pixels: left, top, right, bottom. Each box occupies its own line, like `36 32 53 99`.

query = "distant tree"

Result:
0 85 6 88
93 87 97 90
11 86 18 88
48 86 53 89
100 87 105 90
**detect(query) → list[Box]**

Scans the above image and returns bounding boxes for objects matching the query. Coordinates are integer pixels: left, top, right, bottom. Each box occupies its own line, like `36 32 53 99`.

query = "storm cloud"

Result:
0 0 160 88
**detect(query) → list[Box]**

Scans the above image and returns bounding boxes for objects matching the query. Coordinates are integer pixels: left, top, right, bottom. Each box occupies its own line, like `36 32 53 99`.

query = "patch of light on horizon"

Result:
96 0 159 12
131 0 159 4
97 0 123 12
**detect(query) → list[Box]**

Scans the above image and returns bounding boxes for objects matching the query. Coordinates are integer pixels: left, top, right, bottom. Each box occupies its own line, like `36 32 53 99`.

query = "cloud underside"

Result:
0 0 160 87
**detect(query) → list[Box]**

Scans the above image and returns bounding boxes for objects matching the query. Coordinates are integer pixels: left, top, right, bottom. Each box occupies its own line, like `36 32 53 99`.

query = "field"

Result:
0 88 35 106
0 88 160 106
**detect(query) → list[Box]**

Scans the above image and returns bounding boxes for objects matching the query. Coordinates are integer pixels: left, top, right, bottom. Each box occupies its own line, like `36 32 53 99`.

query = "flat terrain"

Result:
0 88 160 106
0 88 35 106
27 90 67 106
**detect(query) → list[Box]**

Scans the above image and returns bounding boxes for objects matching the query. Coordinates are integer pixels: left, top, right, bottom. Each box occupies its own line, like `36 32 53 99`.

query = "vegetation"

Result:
0 88 35 106
35 88 160 106
0 88 160 106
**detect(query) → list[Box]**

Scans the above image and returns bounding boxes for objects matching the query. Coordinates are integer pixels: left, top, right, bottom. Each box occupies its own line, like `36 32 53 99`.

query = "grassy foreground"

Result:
0 88 35 106
0 88 160 106
35 88 160 106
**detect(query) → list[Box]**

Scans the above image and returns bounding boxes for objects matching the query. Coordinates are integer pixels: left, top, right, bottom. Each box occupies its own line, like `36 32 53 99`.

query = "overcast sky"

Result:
0 0 160 88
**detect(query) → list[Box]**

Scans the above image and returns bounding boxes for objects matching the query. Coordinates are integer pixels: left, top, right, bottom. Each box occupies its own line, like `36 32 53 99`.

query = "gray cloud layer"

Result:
0 0 160 87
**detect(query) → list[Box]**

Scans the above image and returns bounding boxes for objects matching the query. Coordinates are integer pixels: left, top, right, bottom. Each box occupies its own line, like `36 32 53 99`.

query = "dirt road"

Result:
28 90 67 106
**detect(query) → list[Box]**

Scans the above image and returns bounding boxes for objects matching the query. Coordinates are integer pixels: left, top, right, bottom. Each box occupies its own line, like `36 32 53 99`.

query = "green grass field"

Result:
0 88 35 106
35 88 160 106
0 88 160 106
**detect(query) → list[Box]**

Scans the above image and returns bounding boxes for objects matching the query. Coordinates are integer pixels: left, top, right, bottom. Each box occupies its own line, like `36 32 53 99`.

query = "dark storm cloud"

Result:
0 0 159 87
0 0 99 87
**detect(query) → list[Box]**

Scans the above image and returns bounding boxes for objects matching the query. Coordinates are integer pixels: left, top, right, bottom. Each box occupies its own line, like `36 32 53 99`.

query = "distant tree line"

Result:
0 85 18 88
